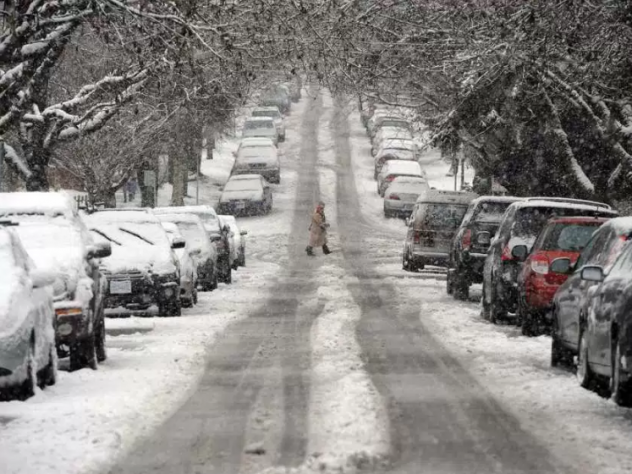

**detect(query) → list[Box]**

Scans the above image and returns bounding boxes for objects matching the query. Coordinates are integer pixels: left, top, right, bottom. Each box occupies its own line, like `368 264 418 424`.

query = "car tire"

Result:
19 343 36 400
611 339 632 407
577 328 595 389
520 299 538 337
551 315 573 368
453 274 469 301
489 278 507 324
70 334 97 371
481 279 491 321
39 346 57 388
192 287 198 305
384 209 391 218
446 269 454 295
95 317 107 363
402 250 412 272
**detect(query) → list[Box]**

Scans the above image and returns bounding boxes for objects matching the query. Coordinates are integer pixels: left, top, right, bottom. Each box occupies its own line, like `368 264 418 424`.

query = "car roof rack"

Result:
523 197 612 209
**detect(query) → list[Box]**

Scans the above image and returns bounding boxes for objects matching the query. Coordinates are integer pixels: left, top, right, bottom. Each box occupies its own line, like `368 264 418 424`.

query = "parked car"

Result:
574 239 632 406
13 220 111 370
160 222 198 306
447 196 522 301
373 139 416 179
514 216 610 336
232 142 281 183
153 206 232 284
260 86 290 114
242 117 279 145
156 213 218 292
219 215 247 267
370 116 411 139
377 160 424 196
371 128 414 156
0 228 57 401
218 175 273 216
481 198 618 324
403 189 478 271
383 176 430 218
252 106 285 141
550 217 632 368
0 191 111 370
85 210 184 317
218 215 240 270
234 137 277 156
284 80 301 102
367 109 396 135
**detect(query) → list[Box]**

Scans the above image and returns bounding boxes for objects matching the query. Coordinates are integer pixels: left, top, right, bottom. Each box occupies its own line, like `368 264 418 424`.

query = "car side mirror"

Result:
171 237 186 249
476 231 491 246
31 269 57 289
511 244 528 262
88 241 112 259
550 257 572 274
240 230 248 236
581 265 605 283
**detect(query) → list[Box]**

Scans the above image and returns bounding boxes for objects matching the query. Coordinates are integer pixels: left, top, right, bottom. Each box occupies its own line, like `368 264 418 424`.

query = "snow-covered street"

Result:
4 90 632 474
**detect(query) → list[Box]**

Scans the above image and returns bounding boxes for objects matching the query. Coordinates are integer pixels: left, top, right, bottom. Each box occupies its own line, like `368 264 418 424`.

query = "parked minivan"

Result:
402 189 478 271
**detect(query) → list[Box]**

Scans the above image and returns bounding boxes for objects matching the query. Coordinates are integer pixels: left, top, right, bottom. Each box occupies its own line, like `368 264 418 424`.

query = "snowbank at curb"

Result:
306 263 390 473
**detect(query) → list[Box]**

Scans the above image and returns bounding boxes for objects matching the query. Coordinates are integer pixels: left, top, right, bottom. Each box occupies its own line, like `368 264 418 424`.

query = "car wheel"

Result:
95 317 107 363
40 346 57 387
577 328 595 389
453 274 469 301
70 334 97 371
446 269 454 295
551 314 573 368
489 278 507 324
170 298 182 316
611 339 632 407
17 342 36 400
384 209 391 218
192 287 198 305
520 299 538 337
481 279 491 321
402 250 412 272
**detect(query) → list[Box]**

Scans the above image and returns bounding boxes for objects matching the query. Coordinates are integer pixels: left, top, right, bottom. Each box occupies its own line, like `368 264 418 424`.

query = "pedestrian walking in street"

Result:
306 201 331 256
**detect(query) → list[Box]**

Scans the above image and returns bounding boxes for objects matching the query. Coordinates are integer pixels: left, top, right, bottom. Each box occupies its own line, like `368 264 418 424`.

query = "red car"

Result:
514 216 611 336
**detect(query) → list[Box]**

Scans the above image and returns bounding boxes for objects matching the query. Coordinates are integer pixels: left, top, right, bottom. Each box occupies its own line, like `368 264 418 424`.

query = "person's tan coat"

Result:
309 209 327 247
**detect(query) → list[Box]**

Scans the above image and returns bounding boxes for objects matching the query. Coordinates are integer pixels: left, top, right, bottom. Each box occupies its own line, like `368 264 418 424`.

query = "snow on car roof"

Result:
240 137 275 146
230 174 262 181
245 117 274 124
380 139 414 150
510 199 618 215
605 216 632 234
154 212 203 224
416 189 479 205
153 205 217 217
0 191 77 218
239 147 276 157
383 160 422 173
86 210 160 224
471 195 523 205
392 176 427 184
224 179 263 192
252 106 281 113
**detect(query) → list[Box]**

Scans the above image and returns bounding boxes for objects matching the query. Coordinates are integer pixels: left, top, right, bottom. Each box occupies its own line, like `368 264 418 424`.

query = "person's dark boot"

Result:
306 246 315 256
323 244 331 255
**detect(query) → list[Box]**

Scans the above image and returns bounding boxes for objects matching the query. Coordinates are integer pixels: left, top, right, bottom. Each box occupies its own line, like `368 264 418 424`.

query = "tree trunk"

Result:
25 156 51 191
170 152 186 206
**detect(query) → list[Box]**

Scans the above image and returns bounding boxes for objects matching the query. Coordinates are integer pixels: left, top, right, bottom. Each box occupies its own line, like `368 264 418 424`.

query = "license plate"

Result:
110 280 132 294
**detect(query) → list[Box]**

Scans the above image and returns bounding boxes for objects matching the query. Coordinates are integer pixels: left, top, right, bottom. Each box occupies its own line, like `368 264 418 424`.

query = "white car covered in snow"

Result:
234 137 277 157
251 106 286 141
217 175 273 216
232 143 281 184
85 210 184 317
376 160 425 196
0 192 111 371
383 176 430 218
373 139 417 179
242 117 279 145
161 222 198 307
0 228 57 401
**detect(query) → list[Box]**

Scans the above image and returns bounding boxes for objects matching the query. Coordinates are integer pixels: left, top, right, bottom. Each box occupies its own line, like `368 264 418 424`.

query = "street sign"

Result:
143 170 156 187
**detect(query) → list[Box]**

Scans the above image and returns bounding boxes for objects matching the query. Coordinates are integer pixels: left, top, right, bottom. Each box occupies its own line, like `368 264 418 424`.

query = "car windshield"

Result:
536 222 601 252
244 120 274 130
90 222 167 247
423 204 468 229
224 180 261 192
472 202 513 222
252 110 280 119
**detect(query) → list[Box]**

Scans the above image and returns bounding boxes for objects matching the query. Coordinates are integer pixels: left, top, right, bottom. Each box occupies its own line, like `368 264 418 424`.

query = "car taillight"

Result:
462 229 471 250
413 231 421 244
530 254 549 274
389 194 400 200
501 245 513 261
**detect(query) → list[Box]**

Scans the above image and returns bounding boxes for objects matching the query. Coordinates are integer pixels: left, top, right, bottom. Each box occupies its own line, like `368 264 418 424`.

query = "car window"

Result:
536 223 600 252
496 205 517 241
608 242 632 278
472 202 513 223
244 120 274 130
576 227 613 268
422 204 468 229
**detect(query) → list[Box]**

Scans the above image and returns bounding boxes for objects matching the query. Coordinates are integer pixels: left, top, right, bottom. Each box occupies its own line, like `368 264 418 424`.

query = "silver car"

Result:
0 228 57 401
252 106 286 141
383 177 430 218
